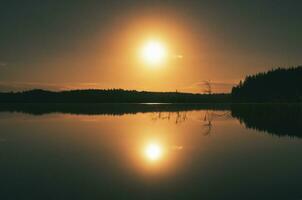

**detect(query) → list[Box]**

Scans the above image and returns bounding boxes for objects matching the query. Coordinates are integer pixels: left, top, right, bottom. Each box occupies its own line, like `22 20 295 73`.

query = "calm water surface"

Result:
0 104 301 199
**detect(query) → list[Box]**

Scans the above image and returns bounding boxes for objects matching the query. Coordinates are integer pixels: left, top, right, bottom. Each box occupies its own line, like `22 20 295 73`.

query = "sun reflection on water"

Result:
145 143 163 161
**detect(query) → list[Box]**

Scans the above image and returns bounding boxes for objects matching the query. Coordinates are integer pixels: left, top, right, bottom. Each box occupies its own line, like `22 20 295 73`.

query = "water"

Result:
0 104 301 200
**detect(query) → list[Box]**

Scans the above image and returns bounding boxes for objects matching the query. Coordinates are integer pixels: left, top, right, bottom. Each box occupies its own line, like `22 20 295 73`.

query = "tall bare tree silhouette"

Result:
203 80 212 95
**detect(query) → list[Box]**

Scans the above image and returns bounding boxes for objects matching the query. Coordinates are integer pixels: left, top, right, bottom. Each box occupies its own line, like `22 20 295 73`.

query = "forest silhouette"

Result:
232 66 302 102
0 89 229 103
1 66 301 103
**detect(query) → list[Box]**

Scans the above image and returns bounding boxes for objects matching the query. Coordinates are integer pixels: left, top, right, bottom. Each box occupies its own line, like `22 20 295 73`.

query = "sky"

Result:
0 0 302 93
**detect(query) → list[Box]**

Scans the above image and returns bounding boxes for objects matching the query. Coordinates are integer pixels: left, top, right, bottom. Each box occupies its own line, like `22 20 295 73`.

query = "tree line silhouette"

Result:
0 89 230 103
232 66 302 102
1 66 301 103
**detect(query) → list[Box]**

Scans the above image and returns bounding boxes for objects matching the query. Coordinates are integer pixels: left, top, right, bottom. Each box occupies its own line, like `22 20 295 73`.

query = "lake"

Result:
0 104 301 199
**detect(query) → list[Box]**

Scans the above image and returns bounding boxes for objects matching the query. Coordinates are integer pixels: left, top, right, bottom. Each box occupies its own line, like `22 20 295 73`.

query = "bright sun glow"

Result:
141 40 166 65
145 143 162 161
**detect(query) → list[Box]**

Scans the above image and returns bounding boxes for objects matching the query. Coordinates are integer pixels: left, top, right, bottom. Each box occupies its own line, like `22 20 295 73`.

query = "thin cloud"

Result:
181 81 237 93
0 82 108 92
0 62 8 68
172 55 183 59
0 82 68 92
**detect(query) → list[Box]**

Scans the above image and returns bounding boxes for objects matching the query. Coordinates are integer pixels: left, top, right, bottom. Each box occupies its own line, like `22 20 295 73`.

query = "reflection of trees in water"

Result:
202 111 212 136
151 110 231 136
0 103 230 116
231 104 302 138
149 105 302 138
199 110 231 135
151 112 188 124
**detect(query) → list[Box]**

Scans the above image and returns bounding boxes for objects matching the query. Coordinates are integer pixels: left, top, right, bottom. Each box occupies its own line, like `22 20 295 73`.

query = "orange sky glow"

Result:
1 2 301 93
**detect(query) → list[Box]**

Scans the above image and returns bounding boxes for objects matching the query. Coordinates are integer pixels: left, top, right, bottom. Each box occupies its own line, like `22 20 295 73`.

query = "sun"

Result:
141 40 167 65
145 143 162 161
